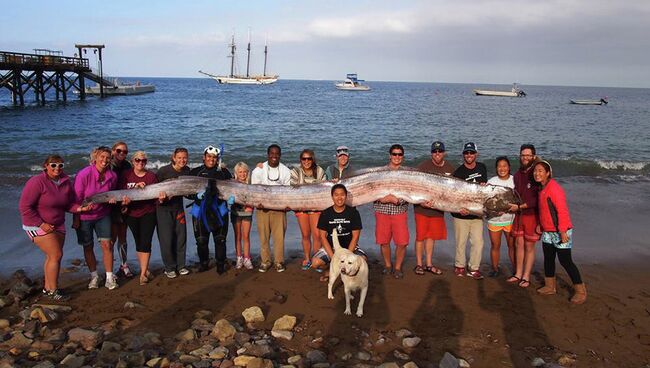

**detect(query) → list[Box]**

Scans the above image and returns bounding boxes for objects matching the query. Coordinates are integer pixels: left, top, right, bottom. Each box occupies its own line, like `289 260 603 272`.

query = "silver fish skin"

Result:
86 169 518 217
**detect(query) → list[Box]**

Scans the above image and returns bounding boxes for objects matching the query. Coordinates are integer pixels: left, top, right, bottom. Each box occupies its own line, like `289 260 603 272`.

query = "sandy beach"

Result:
0 254 647 367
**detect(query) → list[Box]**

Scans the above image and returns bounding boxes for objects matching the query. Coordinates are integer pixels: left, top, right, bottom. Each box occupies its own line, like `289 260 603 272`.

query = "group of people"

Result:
19 140 586 304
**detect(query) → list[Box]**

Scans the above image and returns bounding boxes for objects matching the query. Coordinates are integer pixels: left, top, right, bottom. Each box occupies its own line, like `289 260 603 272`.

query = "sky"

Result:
2 0 649 87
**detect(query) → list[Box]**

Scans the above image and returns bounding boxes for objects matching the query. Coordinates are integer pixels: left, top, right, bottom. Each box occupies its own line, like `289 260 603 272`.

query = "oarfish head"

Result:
484 187 520 218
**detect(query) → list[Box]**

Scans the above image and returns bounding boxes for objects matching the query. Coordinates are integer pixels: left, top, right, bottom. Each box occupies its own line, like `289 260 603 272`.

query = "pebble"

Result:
242 306 265 323
287 355 302 364
439 352 460 368
272 315 297 331
393 350 410 361
176 329 197 342
32 361 56 368
356 351 372 361
123 301 144 309
395 329 413 338
67 327 102 350
403 362 419 368
377 363 400 368
531 357 546 367
271 330 294 340
402 337 421 348
306 349 328 364
59 353 85 368
212 319 236 342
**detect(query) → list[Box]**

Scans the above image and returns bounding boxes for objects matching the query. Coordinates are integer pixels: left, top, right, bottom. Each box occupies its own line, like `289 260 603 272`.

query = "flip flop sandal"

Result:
394 270 404 279
382 267 393 275
519 279 531 288
506 275 521 283
425 266 443 275
413 265 425 275
301 260 312 271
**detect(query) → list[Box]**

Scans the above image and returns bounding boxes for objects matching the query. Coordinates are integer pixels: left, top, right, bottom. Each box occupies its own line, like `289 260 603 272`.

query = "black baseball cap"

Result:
462 142 478 153
431 141 445 152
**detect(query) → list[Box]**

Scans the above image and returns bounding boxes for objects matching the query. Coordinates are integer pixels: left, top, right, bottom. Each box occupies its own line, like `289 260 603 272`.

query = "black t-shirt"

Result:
317 206 362 249
189 165 232 204
451 162 487 220
156 164 190 210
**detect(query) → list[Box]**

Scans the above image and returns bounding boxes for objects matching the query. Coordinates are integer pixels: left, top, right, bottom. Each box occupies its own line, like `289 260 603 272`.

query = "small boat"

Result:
85 78 155 95
473 83 526 97
570 98 608 105
200 32 278 85
335 74 370 91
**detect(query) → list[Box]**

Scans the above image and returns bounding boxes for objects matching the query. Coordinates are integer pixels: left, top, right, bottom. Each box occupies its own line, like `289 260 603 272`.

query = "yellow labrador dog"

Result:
327 229 369 317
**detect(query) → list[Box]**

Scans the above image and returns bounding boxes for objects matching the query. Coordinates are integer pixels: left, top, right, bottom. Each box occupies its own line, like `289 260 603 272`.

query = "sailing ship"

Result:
473 83 526 97
199 32 278 85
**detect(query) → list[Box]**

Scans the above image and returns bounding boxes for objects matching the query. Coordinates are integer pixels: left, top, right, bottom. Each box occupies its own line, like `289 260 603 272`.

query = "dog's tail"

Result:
331 228 343 251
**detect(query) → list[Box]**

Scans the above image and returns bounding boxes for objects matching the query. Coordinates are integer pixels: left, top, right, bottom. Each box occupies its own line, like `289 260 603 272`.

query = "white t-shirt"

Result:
487 175 515 226
251 162 291 185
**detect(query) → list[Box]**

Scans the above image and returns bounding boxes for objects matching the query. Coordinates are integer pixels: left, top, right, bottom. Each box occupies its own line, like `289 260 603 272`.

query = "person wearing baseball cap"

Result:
451 142 488 280
325 145 354 181
412 141 455 276
190 145 233 275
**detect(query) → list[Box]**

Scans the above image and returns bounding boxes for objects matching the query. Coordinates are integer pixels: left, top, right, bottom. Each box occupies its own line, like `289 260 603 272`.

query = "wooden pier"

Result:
0 46 113 106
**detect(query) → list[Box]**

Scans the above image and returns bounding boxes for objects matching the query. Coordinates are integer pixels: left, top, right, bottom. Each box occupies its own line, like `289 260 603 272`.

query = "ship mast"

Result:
228 34 236 78
245 28 251 78
263 36 269 77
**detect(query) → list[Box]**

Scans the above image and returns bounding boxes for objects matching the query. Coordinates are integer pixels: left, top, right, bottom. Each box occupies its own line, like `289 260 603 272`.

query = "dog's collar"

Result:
344 268 360 277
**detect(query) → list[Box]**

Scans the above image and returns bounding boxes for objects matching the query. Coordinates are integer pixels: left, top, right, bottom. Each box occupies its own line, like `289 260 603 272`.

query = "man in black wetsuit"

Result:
190 145 232 274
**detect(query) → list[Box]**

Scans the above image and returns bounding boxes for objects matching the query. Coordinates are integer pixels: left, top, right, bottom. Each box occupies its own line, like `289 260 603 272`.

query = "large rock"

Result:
402 337 421 348
211 319 236 342
67 327 101 350
242 306 265 323
2 331 33 349
272 315 297 331
30 307 58 324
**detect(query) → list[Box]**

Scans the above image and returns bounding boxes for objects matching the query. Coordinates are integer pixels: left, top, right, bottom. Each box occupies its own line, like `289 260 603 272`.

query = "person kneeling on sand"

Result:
533 160 586 304
310 184 366 281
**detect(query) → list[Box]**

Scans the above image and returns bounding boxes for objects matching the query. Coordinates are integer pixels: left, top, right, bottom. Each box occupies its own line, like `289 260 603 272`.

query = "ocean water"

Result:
1 79 649 273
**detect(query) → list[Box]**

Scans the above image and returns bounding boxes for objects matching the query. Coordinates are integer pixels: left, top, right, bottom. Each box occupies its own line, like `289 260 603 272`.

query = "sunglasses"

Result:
432 150 444 154
390 152 404 156
300 157 313 161
48 163 64 169
115 148 128 155
134 158 148 164
463 151 476 155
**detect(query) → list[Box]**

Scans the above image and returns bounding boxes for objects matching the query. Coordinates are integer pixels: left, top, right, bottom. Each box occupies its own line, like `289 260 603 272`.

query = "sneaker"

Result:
275 262 286 273
45 289 71 302
105 275 119 290
258 262 271 273
120 263 134 278
198 262 209 273
466 269 484 280
178 267 190 276
164 270 177 279
454 267 466 277
88 275 100 289
235 256 244 269
243 257 254 270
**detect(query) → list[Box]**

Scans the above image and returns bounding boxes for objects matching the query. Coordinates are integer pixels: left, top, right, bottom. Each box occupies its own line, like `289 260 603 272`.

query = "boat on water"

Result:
85 78 155 96
200 32 278 85
473 83 526 97
570 98 608 105
335 74 370 91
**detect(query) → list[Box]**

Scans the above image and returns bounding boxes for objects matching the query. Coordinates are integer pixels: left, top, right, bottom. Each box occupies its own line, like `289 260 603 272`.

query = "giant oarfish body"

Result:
86 169 518 217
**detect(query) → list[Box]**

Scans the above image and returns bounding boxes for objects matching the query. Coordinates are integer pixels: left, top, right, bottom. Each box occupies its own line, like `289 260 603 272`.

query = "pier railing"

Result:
0 51 89 69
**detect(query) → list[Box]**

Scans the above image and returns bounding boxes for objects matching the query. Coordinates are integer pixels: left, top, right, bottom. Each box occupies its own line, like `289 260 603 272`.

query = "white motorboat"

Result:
200 32 278 85
570 98 608 105
473 83 526 97
85 79 155 95
335 74 370 91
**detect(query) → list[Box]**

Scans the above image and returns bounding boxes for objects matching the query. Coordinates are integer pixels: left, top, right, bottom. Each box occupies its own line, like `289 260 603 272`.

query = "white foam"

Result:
595 160 648 171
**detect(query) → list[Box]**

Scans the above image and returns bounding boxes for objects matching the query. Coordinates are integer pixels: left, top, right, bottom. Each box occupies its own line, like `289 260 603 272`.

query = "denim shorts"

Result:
76 216 112 246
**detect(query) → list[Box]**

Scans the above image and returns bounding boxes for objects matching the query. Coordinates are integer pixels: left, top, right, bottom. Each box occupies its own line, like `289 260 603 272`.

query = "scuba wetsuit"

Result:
189 165 232 273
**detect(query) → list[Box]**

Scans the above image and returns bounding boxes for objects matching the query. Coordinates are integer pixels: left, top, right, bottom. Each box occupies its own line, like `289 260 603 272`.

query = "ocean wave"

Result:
595 160 649 171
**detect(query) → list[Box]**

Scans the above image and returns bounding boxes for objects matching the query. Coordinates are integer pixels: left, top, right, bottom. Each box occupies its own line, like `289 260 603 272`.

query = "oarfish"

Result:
85 169 518 217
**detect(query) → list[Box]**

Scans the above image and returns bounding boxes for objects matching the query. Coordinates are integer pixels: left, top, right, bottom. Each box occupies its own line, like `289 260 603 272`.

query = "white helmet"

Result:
204 145 221 157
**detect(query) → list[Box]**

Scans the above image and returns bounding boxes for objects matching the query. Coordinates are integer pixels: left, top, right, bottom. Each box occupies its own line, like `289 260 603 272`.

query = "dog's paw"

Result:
356 311 363 318
350 294 355 300
344 309 352 315
328 293 334 300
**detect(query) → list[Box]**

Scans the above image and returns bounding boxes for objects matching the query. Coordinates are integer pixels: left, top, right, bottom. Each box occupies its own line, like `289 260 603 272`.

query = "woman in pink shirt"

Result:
533 160 586 304
73 146 119 291
19 155 92 301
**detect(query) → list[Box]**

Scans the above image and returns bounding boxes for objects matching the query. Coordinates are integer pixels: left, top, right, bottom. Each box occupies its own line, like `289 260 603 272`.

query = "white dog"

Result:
327 229 369 317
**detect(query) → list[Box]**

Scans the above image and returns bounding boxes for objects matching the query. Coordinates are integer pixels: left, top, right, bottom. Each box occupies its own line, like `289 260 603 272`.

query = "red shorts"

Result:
414 213 447 241
375 212 409 246
511 213 540 242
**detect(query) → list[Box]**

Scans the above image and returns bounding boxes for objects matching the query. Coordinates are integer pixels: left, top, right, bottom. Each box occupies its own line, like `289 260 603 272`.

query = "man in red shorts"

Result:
506 144 540 288
413 141 455 275
374 144 410 279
